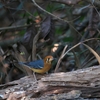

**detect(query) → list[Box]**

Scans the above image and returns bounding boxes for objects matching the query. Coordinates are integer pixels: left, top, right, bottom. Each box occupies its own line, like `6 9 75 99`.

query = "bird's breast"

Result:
31 63 51 74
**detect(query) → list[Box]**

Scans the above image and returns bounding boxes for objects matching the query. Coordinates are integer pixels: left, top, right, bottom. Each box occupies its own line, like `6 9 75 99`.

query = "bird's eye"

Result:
46 58 50 63
47 58 50 61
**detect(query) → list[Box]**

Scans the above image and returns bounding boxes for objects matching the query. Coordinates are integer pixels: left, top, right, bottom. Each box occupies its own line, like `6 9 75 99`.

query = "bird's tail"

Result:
18 62 32 70
18 62 24 65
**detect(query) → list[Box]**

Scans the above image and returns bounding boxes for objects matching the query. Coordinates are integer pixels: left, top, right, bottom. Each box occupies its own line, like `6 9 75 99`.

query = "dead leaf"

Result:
41 16 55 44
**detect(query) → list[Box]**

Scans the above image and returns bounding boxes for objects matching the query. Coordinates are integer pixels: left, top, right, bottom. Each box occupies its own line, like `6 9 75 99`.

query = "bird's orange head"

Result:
44 56 54 64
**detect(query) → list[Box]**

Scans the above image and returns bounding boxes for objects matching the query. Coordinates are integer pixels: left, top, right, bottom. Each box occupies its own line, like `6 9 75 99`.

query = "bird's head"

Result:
44 56 54 64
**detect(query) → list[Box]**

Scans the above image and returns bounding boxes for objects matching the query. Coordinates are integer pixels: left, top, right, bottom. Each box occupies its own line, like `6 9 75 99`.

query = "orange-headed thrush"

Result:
19 56 54 74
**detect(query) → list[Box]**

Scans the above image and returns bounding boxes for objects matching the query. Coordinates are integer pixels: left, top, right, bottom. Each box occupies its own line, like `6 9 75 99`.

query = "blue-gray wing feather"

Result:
19 60 44 69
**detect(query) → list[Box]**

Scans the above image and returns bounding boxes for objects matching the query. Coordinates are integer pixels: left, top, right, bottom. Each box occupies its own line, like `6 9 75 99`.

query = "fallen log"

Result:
0 65 100 100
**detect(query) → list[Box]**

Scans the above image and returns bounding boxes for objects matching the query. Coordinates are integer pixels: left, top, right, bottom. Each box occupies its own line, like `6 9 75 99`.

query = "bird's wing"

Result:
19 60 44 69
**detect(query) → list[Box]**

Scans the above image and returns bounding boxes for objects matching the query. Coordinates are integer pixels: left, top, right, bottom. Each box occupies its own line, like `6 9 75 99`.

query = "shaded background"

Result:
0 0 100 84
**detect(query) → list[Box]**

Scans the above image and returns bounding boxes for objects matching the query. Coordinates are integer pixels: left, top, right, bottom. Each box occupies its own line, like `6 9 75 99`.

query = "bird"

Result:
18 55 54 74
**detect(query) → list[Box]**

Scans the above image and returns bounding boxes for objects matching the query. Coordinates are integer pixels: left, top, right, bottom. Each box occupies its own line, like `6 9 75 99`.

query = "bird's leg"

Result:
33 72 37 82
46 72 48 74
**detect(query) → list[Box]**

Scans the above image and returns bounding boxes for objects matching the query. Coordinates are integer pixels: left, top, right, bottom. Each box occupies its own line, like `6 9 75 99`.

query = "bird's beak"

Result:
51 58 57 61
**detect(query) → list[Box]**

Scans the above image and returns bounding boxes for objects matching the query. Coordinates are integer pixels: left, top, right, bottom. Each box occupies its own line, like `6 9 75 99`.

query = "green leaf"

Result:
19 30 26 36
63 37 73 42
56 28 63 35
